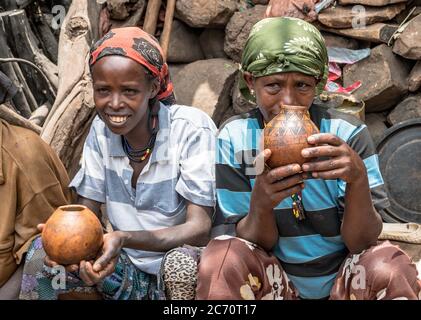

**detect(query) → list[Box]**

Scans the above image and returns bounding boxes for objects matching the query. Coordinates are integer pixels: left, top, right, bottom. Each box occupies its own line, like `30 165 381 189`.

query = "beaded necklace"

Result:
122 107 159 163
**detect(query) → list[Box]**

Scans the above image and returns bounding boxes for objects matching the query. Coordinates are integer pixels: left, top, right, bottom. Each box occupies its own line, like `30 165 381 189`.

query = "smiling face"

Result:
244 71 317 123
92 55 159 139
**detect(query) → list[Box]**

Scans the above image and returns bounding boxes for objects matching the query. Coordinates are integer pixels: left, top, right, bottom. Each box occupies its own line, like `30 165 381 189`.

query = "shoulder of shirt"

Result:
169 104 217 132
218 108 261 134
91 115 107 132
1 121 52 157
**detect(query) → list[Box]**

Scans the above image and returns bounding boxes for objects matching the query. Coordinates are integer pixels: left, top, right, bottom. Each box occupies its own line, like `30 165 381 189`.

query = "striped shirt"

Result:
214 104 389 299
70 103 217 275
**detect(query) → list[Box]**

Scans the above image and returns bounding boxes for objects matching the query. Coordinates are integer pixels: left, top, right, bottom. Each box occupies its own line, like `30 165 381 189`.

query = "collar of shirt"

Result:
107 102 171 164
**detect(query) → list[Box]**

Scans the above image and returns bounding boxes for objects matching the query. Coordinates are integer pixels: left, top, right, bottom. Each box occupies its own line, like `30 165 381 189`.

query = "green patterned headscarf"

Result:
240 17 329 102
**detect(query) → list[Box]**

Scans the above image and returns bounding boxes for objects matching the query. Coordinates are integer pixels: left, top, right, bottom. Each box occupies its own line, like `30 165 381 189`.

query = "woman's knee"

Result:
359 242 419 289
162 246 201 300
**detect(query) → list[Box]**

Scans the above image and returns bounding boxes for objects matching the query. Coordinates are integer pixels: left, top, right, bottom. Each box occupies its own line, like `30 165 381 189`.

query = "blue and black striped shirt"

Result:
214 104 389 299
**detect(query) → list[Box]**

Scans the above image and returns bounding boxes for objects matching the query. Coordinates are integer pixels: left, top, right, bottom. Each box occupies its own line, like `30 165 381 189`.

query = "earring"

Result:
250 89 255 96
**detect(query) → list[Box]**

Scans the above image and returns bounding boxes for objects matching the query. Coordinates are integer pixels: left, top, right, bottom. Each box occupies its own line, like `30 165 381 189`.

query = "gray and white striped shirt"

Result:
70 103 216 274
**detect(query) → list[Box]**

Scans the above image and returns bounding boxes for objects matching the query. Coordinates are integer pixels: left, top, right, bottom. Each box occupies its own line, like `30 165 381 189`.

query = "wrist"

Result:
351 164 368 185
250 200 273 216
114 231 131 248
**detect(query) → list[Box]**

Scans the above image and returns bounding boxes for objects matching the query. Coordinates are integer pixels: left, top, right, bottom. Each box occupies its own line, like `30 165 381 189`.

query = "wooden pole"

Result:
0 103 41 134
160 0 176 60
143 0 162 36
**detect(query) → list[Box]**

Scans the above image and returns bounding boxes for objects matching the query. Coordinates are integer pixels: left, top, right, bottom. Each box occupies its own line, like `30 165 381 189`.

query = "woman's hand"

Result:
78 232 125 286
301 133 366 184
251 149 304 212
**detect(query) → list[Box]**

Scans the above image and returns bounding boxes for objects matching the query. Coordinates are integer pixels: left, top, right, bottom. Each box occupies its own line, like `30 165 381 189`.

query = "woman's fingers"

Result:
270 184 304 205
79 260 95 286
307 133 343 146
270 173 303 193
267 164 302 184
254 149 272 175
44 255 58 268
92 247 119 273
302 158 342 173
66 264 79 273
302 145 342 159
80 259 115 286
311 168 348 180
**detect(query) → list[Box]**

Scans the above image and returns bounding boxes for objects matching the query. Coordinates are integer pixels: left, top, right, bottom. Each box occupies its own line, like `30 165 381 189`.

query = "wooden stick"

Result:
0 19 32 118
160 0 176 60
0 58 57 99
12 61 38 112
143 0 162 35
41 0 102 178
0 103 41 134
120 1 147 28
29 102 50 127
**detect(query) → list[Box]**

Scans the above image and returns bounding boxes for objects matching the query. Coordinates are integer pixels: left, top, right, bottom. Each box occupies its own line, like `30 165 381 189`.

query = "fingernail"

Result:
308 136 315 143
302 164 309 171
312 172 318 178
302 150 309 157
293 164 301 171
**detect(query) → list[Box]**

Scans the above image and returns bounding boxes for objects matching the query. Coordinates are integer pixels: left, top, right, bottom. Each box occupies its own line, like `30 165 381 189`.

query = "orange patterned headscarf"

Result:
90 27 176 106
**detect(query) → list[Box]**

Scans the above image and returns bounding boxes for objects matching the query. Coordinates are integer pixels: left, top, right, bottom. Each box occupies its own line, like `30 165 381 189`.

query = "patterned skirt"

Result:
19 236 165 300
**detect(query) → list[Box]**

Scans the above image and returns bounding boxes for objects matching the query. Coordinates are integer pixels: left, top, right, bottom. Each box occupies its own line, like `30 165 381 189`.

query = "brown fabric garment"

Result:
196 237 421 300
196 237 298 300
330 241 421 300
0 264 23 299
0 120 71 287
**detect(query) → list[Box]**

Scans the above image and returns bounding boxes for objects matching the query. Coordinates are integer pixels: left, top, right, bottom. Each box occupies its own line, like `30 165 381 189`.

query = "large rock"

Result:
387 94 421 125
232 74 257 115
393 14 421 60
338 0 407 5
175 0 239 28
314 92 366 121
171 59 239 125
395 4 421 24
200 29 227 59
168 63 187 81
224 5 266 62
218 105 237 127
318 4 405 29
167 20 204 63
364 112 388 145
107 0 144 20
408 61 421 92
321 32 359 49
343 44 411 112
318 23 398 44
264 0 318 22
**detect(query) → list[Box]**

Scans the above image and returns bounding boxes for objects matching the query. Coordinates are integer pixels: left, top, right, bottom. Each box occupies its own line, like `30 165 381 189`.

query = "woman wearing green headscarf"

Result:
196 17 421 300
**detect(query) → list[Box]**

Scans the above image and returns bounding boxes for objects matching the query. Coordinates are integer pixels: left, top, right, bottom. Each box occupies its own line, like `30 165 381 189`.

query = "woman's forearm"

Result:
118 204 212 252
236 204 279 251
118 221 210 252
341 174 382 254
